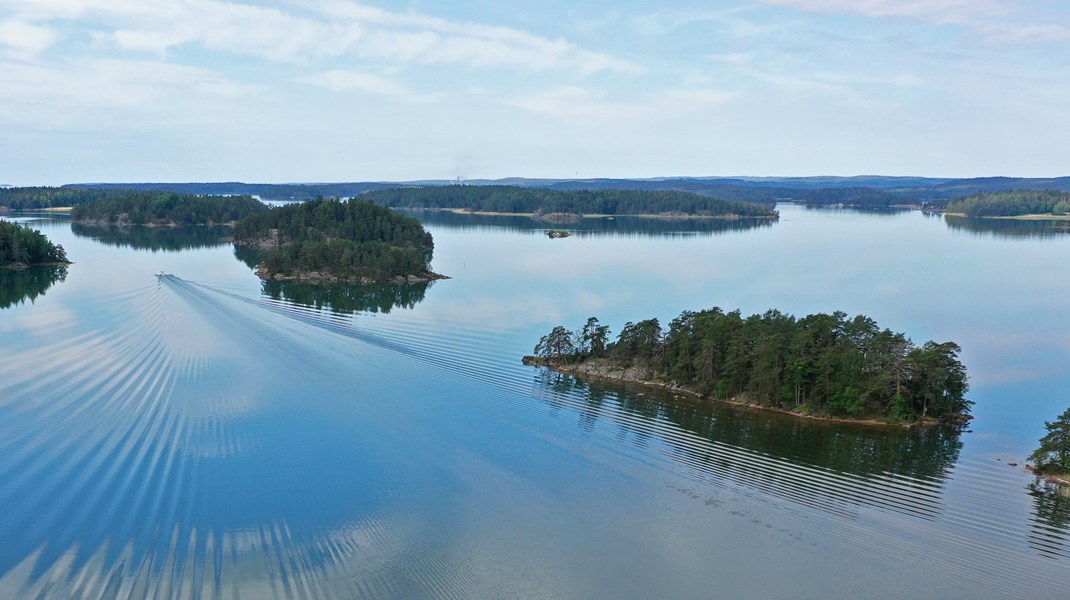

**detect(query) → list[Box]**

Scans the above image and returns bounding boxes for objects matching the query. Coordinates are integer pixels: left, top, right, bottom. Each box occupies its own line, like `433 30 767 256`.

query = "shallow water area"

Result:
1 206 1069 598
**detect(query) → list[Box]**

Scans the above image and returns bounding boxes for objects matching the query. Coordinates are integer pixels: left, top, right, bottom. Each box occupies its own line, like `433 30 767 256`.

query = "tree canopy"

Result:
233 197 436 283
533 308 971 423
0 221 69 267
1029 408 1070 474
945 190 1070 217
71 192 267 225
360 185 778 217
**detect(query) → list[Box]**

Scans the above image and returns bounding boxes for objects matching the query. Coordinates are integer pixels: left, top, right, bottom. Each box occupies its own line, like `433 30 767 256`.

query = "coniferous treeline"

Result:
233 197 436 282
945 190 1070 217
0 221 69 267
0 187 120 210
71 192 267 225
361 185 778 217
533 308 970 423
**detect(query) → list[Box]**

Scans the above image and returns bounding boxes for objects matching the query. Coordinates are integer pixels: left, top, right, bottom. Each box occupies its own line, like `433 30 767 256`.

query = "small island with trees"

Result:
525 307 971 426
232 197 444 284
1029 408 1070 485
0 221 70 269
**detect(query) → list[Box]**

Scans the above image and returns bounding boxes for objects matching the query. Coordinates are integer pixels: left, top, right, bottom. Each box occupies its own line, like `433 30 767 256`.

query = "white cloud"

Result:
0 20 58 57
0 57 256 129
302 69 440 103
759 0 1070 43
508 86 733 124
4 0 639 74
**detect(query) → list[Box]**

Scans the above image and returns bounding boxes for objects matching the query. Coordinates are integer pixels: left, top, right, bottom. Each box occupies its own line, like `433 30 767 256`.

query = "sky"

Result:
1 0 1068 185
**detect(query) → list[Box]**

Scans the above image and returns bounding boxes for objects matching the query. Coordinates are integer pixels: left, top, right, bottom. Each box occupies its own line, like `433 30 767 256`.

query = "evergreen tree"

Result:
1030 408 1070 474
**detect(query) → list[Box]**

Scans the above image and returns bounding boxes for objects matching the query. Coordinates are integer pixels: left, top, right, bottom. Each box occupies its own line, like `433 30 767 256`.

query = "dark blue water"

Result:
1 206 1068 598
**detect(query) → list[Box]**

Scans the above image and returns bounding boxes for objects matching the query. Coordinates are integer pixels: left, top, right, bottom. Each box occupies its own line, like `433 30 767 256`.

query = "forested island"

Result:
360 185 778 219
945 190 1070 218
525 308 971 425
71 192 267 226
0 221 69 268
0 186 122 210
1029 409 1070 485
232 197 442 284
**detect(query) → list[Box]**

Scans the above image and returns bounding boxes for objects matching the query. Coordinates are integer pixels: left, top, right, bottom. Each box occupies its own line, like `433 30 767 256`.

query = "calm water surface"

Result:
1 205 1069 598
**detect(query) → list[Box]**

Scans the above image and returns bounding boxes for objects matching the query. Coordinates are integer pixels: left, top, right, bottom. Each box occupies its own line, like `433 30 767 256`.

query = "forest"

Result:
531 308 971 423
944 190 1070 217
0 186 121 210
232 197 437 283
360 185 778 217
71 192 267 225
0 221 69 267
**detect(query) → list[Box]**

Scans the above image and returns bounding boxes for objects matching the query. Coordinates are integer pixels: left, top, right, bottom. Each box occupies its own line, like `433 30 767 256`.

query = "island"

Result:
360 185 779 219
944 190 1070 219
525 308 971 426
1028 408 1070 486
232 197 445 284
70 191 268 226
0 221 70 269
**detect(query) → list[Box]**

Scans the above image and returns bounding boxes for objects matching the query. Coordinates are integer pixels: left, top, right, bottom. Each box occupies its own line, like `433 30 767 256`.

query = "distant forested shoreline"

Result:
945 190 1070 218
359 186 779 218
71 192 267 226
526 308 971 425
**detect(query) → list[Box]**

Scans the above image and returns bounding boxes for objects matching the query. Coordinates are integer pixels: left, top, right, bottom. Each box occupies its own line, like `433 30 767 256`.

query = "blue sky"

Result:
1 0 1068 185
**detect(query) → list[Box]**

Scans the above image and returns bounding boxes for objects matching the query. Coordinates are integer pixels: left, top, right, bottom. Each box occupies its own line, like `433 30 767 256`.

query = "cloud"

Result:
758 0 1070 43
301 69 440 103
0 57 256 129
5 0 640 74
0 20 58 57
508 86 733 124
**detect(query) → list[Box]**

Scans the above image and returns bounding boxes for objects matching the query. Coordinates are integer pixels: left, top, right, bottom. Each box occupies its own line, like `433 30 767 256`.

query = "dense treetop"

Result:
0 186 119 210
945 190 1070 217
234 197 432 249
232 197 437 283
0 221 69 267
360 185 778 217
71 192 267 225
1030 408 1070 475
532 307 970 424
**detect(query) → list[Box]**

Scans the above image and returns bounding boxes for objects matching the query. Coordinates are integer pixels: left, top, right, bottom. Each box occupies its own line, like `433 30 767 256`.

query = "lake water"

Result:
1 205 1069 598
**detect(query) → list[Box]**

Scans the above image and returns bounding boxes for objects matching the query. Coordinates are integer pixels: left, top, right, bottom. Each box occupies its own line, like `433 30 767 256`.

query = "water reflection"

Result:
71 223 232 251
407 210 776 237
944 215 1070 238
1027 480 1070 558
0 266 67 309
262 279 432 314
233 246 434 314
532 369 963 517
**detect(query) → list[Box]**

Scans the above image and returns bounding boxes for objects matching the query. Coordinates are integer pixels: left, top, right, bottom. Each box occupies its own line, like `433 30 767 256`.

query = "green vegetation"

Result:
0 221 69 267
233 197 437 283
362 185 778 217
945 190 1070 218
0 186 118 210
71 192 267 225
1029 408 1070 476
531 308 971 424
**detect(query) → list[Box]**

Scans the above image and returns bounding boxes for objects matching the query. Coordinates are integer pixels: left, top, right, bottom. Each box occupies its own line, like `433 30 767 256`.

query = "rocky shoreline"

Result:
523 356 964 428
253 264 448 285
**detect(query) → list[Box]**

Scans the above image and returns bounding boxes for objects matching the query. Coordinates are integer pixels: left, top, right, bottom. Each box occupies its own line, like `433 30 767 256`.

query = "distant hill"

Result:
59 176 1070 208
